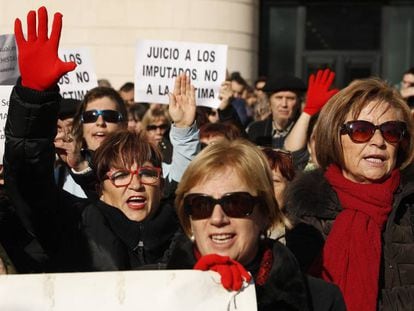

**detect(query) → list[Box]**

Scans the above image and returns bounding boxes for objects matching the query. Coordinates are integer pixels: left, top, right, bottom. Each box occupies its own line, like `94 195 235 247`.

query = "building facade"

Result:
0 1 413 88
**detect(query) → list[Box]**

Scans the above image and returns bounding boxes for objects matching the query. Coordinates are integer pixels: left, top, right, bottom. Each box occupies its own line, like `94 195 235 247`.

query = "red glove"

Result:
194 254 251 291
14 6 76 91
303 68 339 116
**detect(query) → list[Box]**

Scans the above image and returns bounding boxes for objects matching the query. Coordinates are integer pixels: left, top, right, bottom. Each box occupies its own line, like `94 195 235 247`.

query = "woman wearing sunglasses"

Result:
168 139 345 310
285 78 414 311
141 107 173 163
71 86 128 152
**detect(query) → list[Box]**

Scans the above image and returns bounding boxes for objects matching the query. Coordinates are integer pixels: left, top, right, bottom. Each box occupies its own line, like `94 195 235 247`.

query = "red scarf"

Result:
321 164 400 311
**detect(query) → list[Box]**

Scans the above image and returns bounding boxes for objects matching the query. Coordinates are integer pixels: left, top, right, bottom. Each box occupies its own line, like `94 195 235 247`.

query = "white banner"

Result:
0 34 19 85
0 270 257 311
58 48 98 100
0 85 13 164
135 40 227 108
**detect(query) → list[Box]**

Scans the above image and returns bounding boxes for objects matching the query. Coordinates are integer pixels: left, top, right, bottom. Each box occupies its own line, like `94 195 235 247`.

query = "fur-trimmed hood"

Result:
285 169 341 220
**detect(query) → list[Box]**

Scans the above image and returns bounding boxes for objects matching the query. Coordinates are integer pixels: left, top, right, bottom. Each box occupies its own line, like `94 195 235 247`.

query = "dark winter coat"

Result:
167 233 345 311
247 116 295 149
285 166 414 310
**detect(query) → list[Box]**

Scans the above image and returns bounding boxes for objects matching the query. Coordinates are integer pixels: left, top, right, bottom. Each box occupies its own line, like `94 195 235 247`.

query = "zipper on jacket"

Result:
133 224 145 265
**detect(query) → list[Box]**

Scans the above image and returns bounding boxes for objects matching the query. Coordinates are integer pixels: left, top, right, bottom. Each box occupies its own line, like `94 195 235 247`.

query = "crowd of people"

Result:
1 6 414 311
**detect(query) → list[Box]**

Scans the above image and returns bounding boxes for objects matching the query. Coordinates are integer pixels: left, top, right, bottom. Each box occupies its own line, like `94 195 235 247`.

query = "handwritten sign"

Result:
135 40 227 108
0 34 19 85
0 270 257 311
0 86 13 164
58 48 98 100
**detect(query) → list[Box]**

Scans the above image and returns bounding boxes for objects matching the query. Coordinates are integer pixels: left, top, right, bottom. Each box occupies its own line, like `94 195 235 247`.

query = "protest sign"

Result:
58 48 98 100
0 34 19 85
0 86 13 164
135 40 227 108
0 270 257 311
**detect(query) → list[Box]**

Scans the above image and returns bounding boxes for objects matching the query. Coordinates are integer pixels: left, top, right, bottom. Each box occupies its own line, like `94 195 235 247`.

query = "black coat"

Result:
285 166 414 311
167 234 345 311
3 82 180 272
247 116 294 149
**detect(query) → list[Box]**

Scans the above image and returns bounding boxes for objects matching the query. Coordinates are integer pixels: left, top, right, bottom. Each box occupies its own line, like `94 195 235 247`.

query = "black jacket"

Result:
167 234 345 311
247 116 294 149
285 166 414 311
3 82 180 272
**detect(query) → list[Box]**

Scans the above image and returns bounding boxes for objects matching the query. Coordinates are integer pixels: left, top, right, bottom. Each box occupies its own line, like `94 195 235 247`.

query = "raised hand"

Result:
194 254 252 291
303 68 339 116
54 124 82 169
14 6 76 90
168 74 196 128
218 81 233 110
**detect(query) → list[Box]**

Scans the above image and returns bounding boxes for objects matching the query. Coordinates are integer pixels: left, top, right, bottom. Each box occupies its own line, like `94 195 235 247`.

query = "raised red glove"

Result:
194 254 251 291
303 68 339 116
14 6 76 91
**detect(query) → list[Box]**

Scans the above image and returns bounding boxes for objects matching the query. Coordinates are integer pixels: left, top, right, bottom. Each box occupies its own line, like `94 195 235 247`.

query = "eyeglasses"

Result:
81 109 123 124
340 120 407 144
183 192 262 220
106 166 161 187
146 124 169 131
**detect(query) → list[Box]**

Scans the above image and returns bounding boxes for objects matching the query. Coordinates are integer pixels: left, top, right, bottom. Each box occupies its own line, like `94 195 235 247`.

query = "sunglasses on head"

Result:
81 109 123 124
146 124 169 131
340 120 407 144
183 192 262 220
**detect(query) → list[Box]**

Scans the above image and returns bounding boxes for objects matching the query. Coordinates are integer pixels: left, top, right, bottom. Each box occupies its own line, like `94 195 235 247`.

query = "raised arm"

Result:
164 74 199 183
4 7 76 248
284 69 338 152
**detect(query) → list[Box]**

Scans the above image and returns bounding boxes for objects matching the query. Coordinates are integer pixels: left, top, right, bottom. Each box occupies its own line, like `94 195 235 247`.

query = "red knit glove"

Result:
303 68 339 116
14 6 76 91
194 254 251 291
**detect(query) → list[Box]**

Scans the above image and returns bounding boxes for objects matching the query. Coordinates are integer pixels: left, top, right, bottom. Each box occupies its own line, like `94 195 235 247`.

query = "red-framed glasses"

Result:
106 166 161 187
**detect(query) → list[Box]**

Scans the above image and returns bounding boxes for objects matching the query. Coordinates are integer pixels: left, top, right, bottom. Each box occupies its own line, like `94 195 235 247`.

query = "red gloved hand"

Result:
194 254 251 291
14 6 77 91
303 68 339 116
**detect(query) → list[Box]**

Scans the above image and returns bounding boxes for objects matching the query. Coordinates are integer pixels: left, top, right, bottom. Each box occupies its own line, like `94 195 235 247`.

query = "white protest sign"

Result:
0 34 19 85
135 40 227 108
0 86 13 164
58 48 98 100
0 270 257 311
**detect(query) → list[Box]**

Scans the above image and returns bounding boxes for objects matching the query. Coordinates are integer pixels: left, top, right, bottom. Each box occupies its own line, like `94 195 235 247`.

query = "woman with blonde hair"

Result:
168 139 345 310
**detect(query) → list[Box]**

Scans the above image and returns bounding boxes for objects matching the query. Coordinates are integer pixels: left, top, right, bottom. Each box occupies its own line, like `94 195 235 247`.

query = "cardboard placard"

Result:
0 34 19 85
0 270 257 311
58 48 98 100
135 40 227 108
0 85 13 164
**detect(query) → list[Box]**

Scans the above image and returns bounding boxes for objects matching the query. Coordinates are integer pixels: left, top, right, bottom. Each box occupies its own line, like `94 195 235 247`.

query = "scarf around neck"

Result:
320 164 400 311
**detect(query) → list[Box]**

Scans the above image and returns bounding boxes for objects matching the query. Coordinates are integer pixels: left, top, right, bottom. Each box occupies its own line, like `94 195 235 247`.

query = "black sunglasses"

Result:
146 124 169 131
183 192 262 220
81 109 123 124
340 120 407 144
